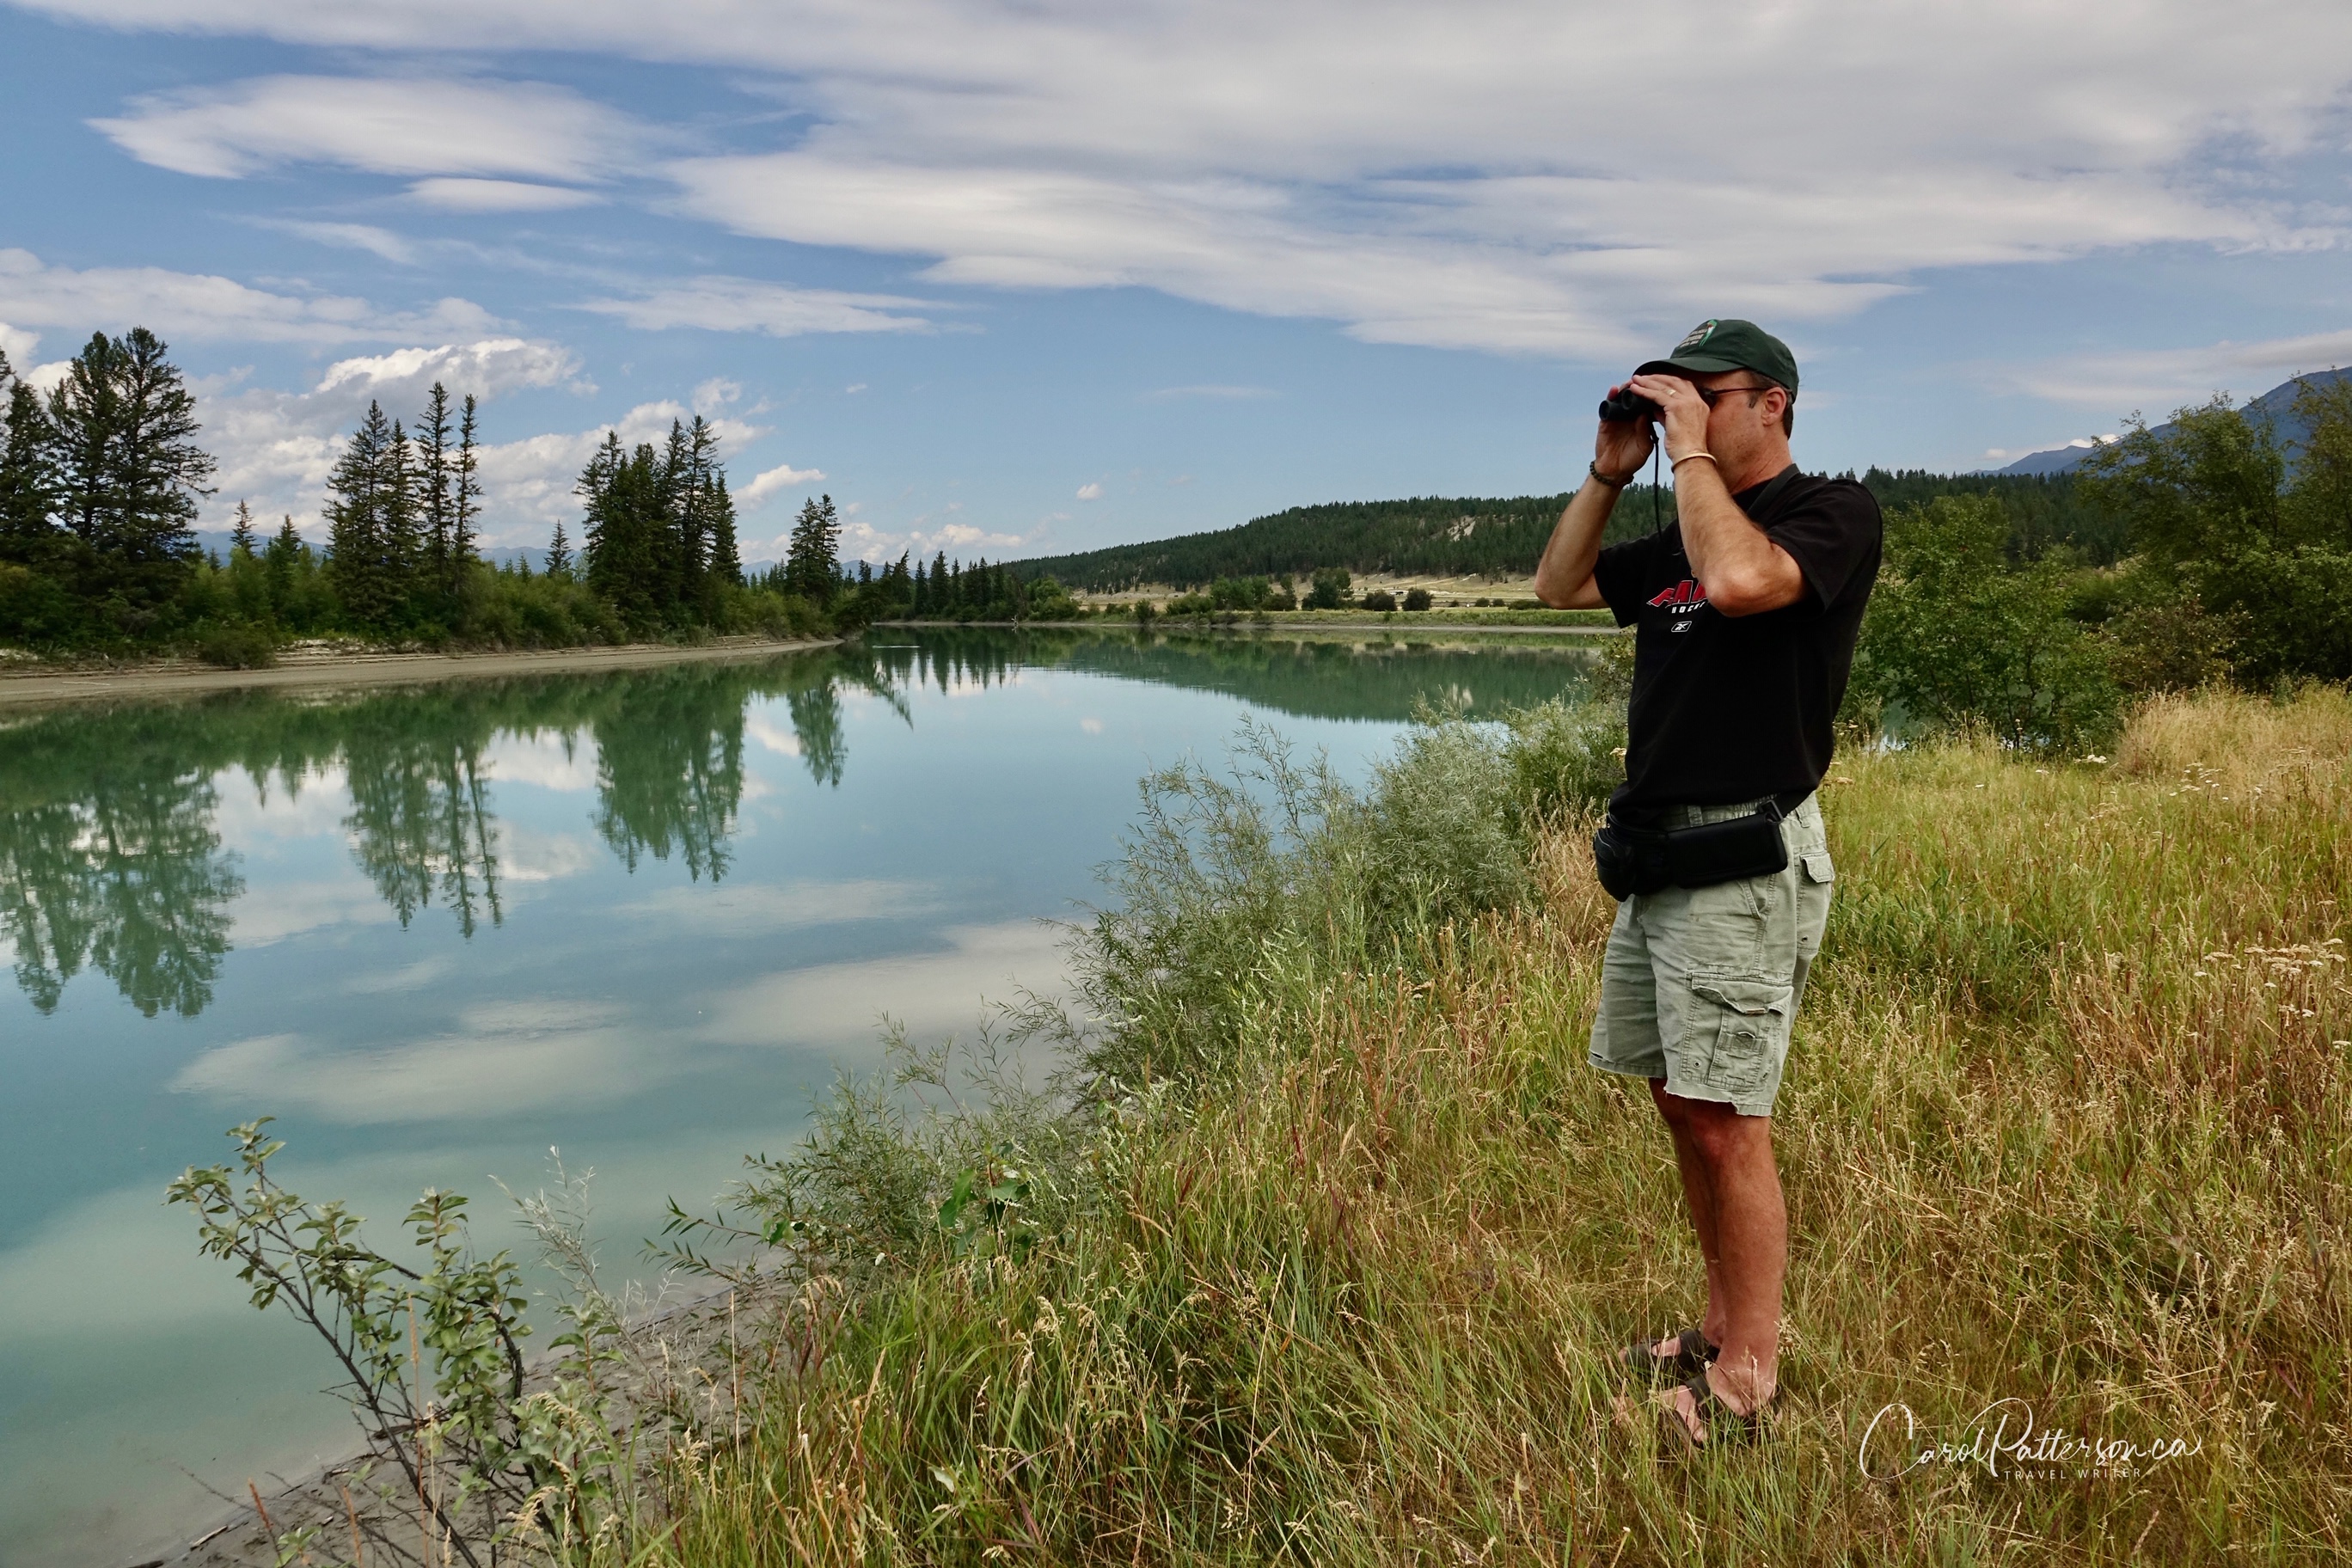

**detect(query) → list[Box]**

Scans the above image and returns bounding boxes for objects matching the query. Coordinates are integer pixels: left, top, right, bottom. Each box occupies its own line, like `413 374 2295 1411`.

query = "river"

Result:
0 627 1597 1568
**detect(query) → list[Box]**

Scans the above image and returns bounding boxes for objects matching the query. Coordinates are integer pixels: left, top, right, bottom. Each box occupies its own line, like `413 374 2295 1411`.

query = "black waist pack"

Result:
1591 799 1792 901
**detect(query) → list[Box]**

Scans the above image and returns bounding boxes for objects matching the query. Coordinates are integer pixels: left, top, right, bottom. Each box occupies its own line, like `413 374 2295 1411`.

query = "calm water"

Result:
0 628 1596 1568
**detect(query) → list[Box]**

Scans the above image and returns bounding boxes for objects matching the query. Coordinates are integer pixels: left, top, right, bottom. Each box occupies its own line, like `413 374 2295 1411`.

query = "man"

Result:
1532 319 1881 1447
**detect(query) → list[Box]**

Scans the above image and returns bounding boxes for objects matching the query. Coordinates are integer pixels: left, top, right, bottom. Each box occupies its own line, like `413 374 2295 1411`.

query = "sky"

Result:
3 1 2351 566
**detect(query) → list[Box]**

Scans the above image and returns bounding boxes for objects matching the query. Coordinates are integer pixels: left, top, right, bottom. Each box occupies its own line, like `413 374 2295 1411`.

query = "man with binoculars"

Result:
1533 319 1882 1446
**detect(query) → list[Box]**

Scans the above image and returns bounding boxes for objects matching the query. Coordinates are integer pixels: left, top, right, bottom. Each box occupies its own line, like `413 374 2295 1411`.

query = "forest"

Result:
1008 470 2106 591
0 329 873 659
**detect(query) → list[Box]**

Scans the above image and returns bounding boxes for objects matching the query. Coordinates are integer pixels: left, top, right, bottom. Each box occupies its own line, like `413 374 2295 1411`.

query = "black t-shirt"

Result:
1591 468 1882 816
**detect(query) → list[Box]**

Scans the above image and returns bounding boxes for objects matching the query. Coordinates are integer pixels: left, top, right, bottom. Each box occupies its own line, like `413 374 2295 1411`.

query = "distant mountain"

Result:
1990 366 2349 476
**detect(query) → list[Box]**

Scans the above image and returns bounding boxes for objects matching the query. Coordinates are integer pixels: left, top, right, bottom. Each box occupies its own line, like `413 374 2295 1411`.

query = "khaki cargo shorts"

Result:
1588 793 1834 1118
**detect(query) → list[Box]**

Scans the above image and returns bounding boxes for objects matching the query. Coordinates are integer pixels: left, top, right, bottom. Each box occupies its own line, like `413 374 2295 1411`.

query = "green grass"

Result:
607 689 2349 1565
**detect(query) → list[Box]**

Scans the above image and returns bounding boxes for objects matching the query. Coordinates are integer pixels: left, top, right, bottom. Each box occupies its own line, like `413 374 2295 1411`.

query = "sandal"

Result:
1620 1326 1718 1382
1657 1369 1765 1449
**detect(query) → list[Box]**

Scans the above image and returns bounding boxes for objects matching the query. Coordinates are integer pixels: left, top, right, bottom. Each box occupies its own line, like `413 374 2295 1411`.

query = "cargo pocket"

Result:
1800 850 1834 885
1688 973 1794 1099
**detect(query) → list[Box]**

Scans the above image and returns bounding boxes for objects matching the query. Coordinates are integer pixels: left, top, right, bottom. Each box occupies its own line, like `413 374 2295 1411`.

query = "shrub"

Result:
1497 696 1626 823
1850 493 2121 751
1307 567 1353 609
1402 587 1432 611
1361 588 1399 612
194 621 277 669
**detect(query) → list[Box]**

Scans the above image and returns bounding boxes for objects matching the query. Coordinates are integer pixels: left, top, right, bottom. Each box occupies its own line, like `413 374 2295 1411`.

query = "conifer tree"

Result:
546 519 573 577
452 394 481 582
266 516 301 610
419 383 454 589
45 328 214 603
707 473 741 586
229 499 257 557
581 433 662 632
324 401 417 627
784 493 841 603
0 352 58 564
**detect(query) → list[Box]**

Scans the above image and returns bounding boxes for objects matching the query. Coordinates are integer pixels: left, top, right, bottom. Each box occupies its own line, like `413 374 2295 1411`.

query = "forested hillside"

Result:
1011 470 2112 589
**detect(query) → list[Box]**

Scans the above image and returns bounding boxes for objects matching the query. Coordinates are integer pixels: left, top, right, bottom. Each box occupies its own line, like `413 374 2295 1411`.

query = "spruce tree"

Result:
580 432 662 633
452 394 481 582
653 419 693 618
45 328 214 605
419 383 454 590
784 493 841 603
0 352 58 564
324 401 416 628
707 473 742 587
229 499 257 557
546 520 573 577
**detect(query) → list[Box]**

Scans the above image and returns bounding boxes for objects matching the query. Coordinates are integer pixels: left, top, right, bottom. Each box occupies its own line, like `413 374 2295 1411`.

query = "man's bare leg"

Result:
1649 1077 1729 1356
1656 1091 1786 1436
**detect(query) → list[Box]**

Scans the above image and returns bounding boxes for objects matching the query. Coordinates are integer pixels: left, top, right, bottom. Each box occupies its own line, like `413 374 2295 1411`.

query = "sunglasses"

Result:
1694 383 1777 407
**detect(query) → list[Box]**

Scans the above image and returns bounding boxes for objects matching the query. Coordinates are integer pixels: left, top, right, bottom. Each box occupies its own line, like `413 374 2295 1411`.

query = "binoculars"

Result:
1598 385 1662 423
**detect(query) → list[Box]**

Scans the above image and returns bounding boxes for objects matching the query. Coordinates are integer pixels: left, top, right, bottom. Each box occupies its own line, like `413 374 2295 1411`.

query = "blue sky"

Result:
3 1 2351 565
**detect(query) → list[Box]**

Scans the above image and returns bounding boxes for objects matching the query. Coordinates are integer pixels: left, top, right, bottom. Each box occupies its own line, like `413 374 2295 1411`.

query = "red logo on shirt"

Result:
1647 579 1707 608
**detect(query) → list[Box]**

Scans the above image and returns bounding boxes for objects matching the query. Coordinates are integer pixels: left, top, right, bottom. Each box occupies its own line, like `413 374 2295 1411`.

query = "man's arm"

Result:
1534 406 1657 609
1532 475 1619 609
1630 372 1805 618
1668 462 1805 616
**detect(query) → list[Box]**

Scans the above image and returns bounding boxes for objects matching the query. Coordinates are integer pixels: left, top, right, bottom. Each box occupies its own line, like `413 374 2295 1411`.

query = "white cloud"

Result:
740 462 827 510
409 177 605 211
0 248 499 346
1075 482 1103 500
577 275 935 337
1992 326 2352 411
91 74 639 184
0 322 41 367
465 399 766 546
254 219 420 264
198 337 590 536
36 2 2352 357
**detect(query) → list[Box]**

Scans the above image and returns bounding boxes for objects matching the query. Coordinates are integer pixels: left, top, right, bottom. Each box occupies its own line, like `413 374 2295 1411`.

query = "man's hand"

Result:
1629 371 1712 462
1595 388 1657 480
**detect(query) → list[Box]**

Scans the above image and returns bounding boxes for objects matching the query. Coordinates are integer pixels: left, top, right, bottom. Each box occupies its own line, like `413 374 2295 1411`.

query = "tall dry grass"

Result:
622 688 2349 1565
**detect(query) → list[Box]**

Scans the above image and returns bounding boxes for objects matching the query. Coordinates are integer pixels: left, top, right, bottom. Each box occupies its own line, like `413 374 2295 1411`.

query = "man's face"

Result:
1685 369 1786 463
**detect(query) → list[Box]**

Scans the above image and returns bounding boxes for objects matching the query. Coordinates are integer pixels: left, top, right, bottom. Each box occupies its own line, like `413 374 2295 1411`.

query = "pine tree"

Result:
452 394 481 581
46 328 215 605
324 401 416 628
0 352 58 565
229 499 257 557
546 520 573 577
707 473 741 587
419 383 454 590
265 515 301 613
581 432 662 632
784 493 841 603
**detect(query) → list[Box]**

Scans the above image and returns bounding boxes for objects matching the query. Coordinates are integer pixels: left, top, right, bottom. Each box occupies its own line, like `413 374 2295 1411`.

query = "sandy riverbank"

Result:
0 635 840 711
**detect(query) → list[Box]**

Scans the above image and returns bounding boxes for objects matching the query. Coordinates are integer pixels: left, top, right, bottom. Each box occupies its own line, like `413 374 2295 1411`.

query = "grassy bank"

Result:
568 686 2345 1565
190 687 2348 1565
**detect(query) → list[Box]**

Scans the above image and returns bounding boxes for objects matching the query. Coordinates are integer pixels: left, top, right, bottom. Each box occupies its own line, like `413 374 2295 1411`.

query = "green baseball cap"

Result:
1637 318 1799 395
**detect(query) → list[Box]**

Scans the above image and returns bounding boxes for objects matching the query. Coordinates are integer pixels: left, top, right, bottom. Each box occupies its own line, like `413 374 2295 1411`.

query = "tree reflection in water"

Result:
0 651 858 1016
0 631 1598 1017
